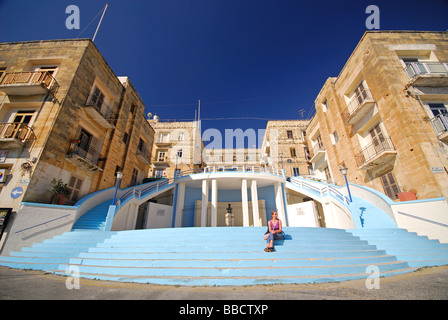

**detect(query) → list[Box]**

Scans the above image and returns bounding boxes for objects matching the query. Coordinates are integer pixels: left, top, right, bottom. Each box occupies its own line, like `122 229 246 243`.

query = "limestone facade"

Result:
0 39 154 209
261 120 312 178
307 31 448 200
148 118 203 179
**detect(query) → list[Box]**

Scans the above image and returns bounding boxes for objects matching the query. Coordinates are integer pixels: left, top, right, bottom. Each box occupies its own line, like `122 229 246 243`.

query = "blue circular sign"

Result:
11 187 24 199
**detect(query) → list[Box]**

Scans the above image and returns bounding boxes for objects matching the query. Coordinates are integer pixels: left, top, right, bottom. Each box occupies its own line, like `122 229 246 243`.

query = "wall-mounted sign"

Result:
10 186 23 199
431 167 444 173
0 169 6 183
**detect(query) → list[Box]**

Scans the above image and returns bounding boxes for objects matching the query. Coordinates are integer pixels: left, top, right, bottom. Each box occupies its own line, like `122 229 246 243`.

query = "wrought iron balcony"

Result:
0 122 34 148
430 113 448 142
355 137 397 170
341 88 376 124
404 62 448 86
0 71 59 96
83 94 115 129
66 143 105 172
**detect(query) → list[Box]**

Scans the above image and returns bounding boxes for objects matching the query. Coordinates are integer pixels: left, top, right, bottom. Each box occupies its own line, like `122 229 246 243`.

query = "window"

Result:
78 129 93 152
287 130 293 139
290 148 296 157
380 172 400 200
123 132 129 144
154 169 165 178
178 133 184 141
138 138 145 152
369 123 386 153
428 103 448 116
159 133 170 142
322 100 328 112
157 150 166 161
293 167 300 176
0 67 6 80
90 86 105 109
68 176 83 202
308 166 314 175
353 81 369 104
324 166 332 181
304 147 311 161
131 168 138 186
130 103 136 114
331 131 339 145
316 135 324 149
177 149 183 158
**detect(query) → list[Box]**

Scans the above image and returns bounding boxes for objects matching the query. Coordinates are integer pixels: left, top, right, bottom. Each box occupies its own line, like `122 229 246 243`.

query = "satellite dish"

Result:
147 112 153 119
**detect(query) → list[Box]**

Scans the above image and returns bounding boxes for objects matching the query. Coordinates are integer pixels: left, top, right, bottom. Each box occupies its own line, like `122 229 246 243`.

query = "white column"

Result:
251 179 261 226
211 179 218 227
275 182 286 225
201 179 209 227
174 182 185 227
241 179 250 227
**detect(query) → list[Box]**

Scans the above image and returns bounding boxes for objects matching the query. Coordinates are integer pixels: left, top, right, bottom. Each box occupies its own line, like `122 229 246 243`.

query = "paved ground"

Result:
0 265 447 300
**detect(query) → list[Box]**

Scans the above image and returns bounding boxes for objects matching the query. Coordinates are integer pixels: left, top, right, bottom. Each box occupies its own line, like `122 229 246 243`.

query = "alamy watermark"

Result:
65 265 81 289
365 5 380 30
365 265 380 290
65 5 80 30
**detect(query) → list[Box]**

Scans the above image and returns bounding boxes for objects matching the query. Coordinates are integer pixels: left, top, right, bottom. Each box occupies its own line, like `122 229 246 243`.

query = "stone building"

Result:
307 31 448 201
0 39 154 209
148 117 203 179
261 120 312 178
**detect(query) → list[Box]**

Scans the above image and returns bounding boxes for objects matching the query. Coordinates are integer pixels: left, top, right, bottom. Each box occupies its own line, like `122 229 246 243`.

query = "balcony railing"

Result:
0 122 34 147
0 71 59 96
66 143 104 172
430 113 448 140
355 137 396 168
404 62 448 86
341 89 375 124
84 93 114 128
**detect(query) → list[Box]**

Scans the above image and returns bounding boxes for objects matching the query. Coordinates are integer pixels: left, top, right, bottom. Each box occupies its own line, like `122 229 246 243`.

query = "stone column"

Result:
251 179 261 226
211 179 218 227
241 179 250 226
201 179 209 227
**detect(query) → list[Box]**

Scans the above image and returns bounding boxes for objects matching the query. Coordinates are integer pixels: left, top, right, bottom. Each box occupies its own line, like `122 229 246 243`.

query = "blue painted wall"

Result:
181 184 277 227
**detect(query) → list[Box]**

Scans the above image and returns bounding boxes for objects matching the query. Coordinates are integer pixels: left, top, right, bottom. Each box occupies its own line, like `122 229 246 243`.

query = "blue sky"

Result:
0 0 447 148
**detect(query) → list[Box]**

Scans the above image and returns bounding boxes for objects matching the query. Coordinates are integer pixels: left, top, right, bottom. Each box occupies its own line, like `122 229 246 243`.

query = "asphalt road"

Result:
0 265 447 300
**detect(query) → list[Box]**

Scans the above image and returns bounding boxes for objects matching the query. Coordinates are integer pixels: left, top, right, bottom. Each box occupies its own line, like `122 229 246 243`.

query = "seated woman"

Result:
264 211 283 252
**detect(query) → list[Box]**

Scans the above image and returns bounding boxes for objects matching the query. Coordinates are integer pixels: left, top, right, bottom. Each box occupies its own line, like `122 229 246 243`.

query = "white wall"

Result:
146 202 173 229
287 201 319 227
392 199 448 243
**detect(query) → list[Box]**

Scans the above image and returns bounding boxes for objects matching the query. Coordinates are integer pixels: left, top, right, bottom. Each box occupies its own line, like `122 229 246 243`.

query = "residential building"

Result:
261 120 312 178
148 117 203 179
0 39 154 209
307 31 448 201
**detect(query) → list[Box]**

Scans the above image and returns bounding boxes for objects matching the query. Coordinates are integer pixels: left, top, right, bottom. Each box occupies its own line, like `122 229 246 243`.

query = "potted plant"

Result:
398 187 417 201
49 178 72 205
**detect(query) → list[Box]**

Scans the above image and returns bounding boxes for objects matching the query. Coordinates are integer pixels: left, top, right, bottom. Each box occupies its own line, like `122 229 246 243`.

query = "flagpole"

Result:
92 3 109 42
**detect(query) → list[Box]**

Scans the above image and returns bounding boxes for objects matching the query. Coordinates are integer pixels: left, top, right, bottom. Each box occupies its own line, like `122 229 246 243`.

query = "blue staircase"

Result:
71 201 111 231
1 227 447 286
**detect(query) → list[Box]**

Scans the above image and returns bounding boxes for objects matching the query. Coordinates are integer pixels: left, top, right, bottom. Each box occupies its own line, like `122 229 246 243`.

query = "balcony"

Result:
355 137 397 170
404 62 448 87
430 114 448 142
136 145 151 165
66 143 104 172
0 72 59 96
341 89 376 125
82 94 115 129
309 144 326 164
0 122 34 148
155 138 172 146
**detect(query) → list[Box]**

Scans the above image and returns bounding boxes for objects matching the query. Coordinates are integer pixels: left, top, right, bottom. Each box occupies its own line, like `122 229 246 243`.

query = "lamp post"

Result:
111 171 123 205
339 164 352 202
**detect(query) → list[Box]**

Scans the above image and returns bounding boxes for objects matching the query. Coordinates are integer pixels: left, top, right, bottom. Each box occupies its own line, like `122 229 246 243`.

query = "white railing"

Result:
178 166 280 177
404 62 448 79
289 177 350 205
430 113 448 135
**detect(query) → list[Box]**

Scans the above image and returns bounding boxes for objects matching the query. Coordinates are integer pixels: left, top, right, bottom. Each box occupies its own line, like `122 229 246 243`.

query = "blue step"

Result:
71 201 110 230
1 227 445 286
